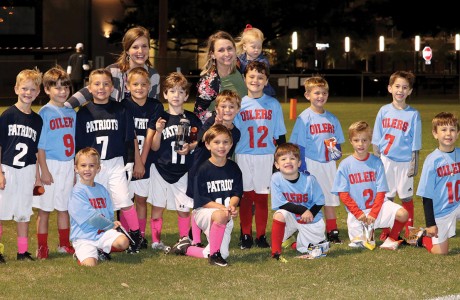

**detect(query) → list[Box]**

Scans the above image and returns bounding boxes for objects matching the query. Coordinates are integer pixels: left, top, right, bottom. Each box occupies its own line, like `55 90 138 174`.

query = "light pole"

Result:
345 36 350 69
414 35 420 73
379 36 385 73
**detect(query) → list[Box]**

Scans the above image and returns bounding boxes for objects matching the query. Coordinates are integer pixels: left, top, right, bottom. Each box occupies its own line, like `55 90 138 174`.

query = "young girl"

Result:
235 24 275 96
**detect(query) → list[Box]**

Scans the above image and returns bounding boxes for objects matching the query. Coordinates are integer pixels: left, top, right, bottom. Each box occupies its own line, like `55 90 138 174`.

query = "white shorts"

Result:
346 201 402 241
95 157 132 210
381 156 413 199
193 208 234 259
432 204 460 245
306 158 340 206
275 209 326 253
72 229 122 262
129 178 149 199
33 159 74 212
147 164 192 212
0 164 35 222
236 154 272 194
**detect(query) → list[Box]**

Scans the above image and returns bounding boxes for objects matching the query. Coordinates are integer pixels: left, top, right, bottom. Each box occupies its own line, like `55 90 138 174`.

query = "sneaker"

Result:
193 243 205 248
17 251 35 261
127 229 144 254
272 252 288 263
379 228 390 241
240 234 253 250
327 230 343 244
97 249 112 261
208 251 228 267
141 237 148 249
36 246 49 259
0 253 5 264
57 245 75 255
151 241 171 254
282 234 296 249
380 237 402 250
348 241 365 248
255 235 270 248
171 236 191 255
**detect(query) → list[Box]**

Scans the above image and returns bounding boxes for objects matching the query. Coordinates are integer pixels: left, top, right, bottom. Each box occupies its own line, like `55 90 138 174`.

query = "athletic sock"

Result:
380 228 390 240
326 218 337 233
271 219 285 256
119 211 129 231
58 228 70 247
150 218 163 243
138 218 147 238
209 222 226 255
240 191 255 235
254 193 268 238
17 236 28 254
422 236 433 252
191 216 202 244
186 246 205 258
177 215 191 238
401 200 414 237
122 206 140 231
389 219 406 241
37 233 48 248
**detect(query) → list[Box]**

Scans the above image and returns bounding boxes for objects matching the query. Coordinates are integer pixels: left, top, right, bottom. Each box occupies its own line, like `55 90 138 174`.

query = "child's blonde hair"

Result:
389 71 415 89
235 25 265 56
348 121 372 140
432 112 460 132
304 76 329 94
200 31 237 76
203 124 233 144
274 143 301 162
75 147 101 166
116 26 152 73
88 69 113 85
43 65 71 90
16 67 42 88
216 90 242 109
127 67 150 83
162 72 190 95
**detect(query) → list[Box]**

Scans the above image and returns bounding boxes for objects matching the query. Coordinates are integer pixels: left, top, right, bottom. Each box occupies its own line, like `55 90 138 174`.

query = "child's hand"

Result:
155 117 166 131
229 206 238 219
0 172 5 190
133 162 145 179
40 170 54 185
366 215 376 225
425 225 438 238
300 210 313 223
357 213 367 223
113 221 122 229
214 114 223 125
176 143 190 155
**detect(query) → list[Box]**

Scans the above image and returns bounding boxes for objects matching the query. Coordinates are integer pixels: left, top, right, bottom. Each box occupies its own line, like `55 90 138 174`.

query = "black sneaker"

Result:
0 253 6 264
272 252 288 263
193 243 205 248
208 251 228 267
327 230 343 244
240 234 253 250
171 236 191 255
255 235 270 248
97 249 112 261
17 251 35 261
127 229 143 254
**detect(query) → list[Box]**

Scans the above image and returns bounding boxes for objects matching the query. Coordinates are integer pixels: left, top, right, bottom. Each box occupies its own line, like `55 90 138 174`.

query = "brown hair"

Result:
162 72 190 95
432 112 460 132
75 147 101 166
215 90 242 109
200 31 237 76
89 69 113 85
116 26 152 73
127 67 150 83
244 60 269 77
43 65 71 90
203 124 233 144
389 71 415 89
348 121 372 140
274 143 301 161
304 76 329 94
15 67 42 88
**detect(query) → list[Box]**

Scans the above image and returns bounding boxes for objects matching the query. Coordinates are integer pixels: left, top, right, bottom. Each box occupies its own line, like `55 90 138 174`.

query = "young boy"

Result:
122 67 164 247
75 69 143 253
0 68 43 262
372 71 421 239
270 143 327 263
170 124 242 267
234 61 287 249
416 112 460 255
69 147 129 266
34 66 76 259
289 76 345 244
147 72 201 251
332 121 408 250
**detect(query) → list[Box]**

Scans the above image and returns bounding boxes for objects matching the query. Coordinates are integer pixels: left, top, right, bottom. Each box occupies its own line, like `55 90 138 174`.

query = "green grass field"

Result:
1 97 460 299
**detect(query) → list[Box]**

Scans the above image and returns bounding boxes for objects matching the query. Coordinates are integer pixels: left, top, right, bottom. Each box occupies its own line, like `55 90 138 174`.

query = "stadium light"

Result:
345 37 350 69
379 36 385 52
292 32 298 51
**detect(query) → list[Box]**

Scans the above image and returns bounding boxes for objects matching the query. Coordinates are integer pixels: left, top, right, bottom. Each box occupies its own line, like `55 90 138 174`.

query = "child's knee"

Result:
114 235 130 250
211 210 228 224
81 257 97 267
273 212 285 222
396 208 409 222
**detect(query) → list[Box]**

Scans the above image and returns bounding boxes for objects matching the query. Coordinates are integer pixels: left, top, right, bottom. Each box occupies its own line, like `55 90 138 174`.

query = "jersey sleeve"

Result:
412 110 422 151
372 108 383 146
272 101 287 139
270 173 288 210
331 162 350 195
416 155 435 199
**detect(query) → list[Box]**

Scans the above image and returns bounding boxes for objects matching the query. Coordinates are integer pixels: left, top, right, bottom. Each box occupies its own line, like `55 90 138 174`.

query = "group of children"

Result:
0 26 459 267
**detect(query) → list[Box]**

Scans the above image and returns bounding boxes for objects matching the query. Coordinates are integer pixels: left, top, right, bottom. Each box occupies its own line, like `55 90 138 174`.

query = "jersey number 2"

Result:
248 126 268 148
13 143 28 167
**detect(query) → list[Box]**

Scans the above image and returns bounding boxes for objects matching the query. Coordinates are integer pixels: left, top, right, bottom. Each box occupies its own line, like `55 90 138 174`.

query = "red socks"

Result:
239 191 255 235
389 219 405 241
271 219 285 256
402 200 414 237
254 193 268 238
326 218 338 233
37 233 48 248
58 228 71 247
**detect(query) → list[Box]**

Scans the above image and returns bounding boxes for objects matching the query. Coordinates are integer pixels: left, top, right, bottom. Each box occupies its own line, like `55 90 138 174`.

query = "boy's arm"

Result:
141 128 154 164
422 197 438 237
408 150 419 177
85 211 115 231
338 192 365 220
65 87 92 109
37 149 53 185
151 118 166 151
372 144 381 157
132 137 145 179
367 191 385 220
0 148 4 190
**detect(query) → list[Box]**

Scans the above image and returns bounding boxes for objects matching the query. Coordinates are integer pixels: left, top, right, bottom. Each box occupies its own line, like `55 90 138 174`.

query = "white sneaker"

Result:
380 237 401 250
348 241 364 248
151 241 171 253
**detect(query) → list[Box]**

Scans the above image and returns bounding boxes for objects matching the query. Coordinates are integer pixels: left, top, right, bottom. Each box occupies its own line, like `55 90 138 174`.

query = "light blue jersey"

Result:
38 103 76 161
416 148 460 218
271 171 324 223
372 103 421 162
69 182 114 241
234 94 286 155
332 154 388 212
289 108 345 164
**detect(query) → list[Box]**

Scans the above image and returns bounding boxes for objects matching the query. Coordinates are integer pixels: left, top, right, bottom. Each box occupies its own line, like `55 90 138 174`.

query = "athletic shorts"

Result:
72 229 122 262
346 201 402 241
193 208 234 259
33 159 74 212
306 158 340 206
129 178 149 199
147 164 192 212
95 157 131 210
275 209 326 253
236 154 272 194
381 155 413 199
431 204 460 245
0 164 35 222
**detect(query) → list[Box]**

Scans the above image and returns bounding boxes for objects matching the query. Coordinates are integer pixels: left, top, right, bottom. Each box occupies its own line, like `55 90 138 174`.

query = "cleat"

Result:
151 241 169 251
17 251 35 261
127 229 144 254
272 252 288 263
0 253 5 264
97 249 112 261
380 237 402 250
170 236 191 255
36 246 50 259
193 243 205 248
208 251 228 267
255 235 270 248
240 234 253 250
327 230 343 244
140 237 148 249
348 241 365 248
282 234 296 249
57 245 75 255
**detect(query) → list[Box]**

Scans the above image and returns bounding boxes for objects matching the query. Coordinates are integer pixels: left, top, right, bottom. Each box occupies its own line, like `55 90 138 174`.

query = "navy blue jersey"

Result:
122 97 164 180
152 110 201 184
0 105 43 168
193 159 243 209
76 101 135 160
